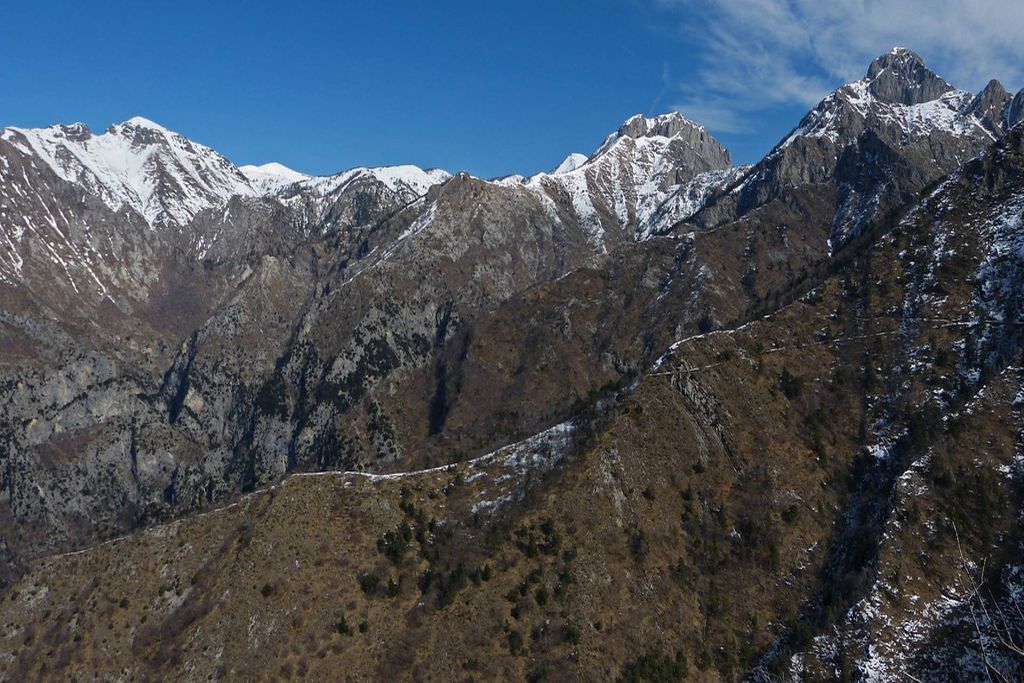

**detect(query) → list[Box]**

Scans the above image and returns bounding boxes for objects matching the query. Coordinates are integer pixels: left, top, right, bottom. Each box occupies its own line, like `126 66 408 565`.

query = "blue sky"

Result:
3 1 1023 178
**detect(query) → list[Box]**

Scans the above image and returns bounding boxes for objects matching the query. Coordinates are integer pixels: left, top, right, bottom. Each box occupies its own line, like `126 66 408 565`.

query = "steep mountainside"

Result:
1 49 1023 682
515 112 737 243
685 48 1021 248
2 117 252 228
0 106 734 583
369 52 1024 472
4 124 1022 677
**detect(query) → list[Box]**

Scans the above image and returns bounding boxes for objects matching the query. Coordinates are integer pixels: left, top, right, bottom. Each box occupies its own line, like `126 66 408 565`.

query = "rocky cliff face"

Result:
1 49 1023 681
865 47 955 104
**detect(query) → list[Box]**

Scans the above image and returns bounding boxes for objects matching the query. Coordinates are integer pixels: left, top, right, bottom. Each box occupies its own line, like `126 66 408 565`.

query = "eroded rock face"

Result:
1007 88 1024 129
600 111 732 170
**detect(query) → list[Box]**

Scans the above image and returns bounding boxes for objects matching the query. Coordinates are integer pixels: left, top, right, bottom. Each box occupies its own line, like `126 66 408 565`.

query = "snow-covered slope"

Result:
785 78 996 149
268 165 452 234
283 165 451 201
0 114 457 259
1 110 727 256
0 117 255 227
522 112 733 244
776 48 1022 155
238 162 309 194
637 165 749 240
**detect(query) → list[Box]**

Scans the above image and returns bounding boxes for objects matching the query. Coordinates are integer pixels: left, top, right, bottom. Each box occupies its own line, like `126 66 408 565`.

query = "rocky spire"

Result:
967 79 1013 136
865 47 954 105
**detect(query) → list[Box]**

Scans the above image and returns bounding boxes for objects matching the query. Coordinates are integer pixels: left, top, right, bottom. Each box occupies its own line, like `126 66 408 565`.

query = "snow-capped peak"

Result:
778 48 1016 150
594 111 709 157
116 115 171 132
265 165 452 233
1 116 253 227
517 110 732 247
284 165 451 199
551 152 588 175
239 162 310 194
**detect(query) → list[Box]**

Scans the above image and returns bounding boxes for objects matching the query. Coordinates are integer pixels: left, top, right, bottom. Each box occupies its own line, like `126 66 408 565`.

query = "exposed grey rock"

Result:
865 46 954 104
595 111 732 172
966 79 1012 136
1008 88 1024 129
0 108 734 581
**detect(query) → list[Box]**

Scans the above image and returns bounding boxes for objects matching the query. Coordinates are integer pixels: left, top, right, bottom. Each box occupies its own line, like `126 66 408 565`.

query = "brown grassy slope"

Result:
0 285 876 681
1 259 1018 680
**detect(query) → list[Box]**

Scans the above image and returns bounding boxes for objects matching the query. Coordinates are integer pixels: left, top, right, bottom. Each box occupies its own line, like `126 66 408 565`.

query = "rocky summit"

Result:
1 49 1024 681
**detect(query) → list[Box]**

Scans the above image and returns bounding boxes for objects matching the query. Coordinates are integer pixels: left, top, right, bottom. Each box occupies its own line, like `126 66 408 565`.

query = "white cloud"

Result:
656 0 1024 132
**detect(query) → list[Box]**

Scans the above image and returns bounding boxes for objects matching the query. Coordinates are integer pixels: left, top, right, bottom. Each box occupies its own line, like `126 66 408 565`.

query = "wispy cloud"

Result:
655 0 1024 132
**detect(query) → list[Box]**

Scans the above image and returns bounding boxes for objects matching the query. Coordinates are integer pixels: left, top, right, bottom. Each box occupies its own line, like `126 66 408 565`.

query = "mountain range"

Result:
0 48 1022 681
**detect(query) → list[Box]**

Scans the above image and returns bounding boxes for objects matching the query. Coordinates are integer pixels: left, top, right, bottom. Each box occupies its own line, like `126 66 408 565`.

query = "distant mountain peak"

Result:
866 46 926 76
246 161 302 174
551 152 588 174
239 161 309 194
979 78 1009 99
2 117 252 226
593 111 725 164
104 116 182 147
519 111 733 245
967 79 1013 135
613 111 706 142
118 115 168 130
865 47 953 105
